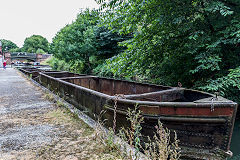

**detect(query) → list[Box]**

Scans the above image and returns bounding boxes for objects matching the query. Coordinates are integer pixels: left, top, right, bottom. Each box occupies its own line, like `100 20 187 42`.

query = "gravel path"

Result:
0 68 121 160
0 68 58 159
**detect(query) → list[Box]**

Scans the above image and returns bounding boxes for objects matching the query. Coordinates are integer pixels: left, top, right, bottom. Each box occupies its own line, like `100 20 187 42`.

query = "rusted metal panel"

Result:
114 81 124 95
100 79 113 95
139 105 235 116
81 78 90 89
126 88 184 102
76 87 84 108
136 83 147 94
89 78 97 91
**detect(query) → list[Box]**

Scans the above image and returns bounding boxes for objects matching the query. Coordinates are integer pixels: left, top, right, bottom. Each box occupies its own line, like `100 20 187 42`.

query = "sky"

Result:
0 0 99 47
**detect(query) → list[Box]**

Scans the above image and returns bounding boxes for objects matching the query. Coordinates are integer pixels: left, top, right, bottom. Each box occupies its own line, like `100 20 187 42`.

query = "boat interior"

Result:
42 71 214 103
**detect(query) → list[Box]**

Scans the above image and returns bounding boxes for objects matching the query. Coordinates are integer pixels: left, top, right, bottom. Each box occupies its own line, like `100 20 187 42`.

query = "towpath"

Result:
0 68 121 159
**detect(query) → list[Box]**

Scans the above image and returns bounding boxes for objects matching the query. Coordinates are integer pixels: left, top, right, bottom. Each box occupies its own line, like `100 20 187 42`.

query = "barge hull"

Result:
19 69 238 159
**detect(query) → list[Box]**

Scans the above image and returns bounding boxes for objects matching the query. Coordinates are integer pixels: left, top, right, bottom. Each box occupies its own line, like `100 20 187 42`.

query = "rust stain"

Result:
140 105 234 116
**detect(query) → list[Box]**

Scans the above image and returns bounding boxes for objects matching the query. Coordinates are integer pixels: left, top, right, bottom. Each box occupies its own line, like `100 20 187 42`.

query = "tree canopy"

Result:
50 9 130 74
22 35 50 53
94 0 240 102
0 39 19 52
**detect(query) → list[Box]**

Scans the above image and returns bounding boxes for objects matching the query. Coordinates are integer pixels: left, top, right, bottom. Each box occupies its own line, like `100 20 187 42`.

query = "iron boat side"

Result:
19 69 238 159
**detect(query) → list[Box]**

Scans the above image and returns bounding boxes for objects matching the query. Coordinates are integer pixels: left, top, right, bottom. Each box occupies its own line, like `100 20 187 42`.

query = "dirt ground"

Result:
0 68 122 160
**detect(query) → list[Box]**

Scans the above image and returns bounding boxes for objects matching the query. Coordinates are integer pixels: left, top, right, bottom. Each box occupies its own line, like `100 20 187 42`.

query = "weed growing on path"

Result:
43 92 55 101
143 122 180 160
117 106 144 159
96 105 181 160
56 100 65 108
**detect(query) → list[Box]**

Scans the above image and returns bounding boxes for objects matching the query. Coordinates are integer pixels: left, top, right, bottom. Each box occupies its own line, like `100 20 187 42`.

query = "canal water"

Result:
229 119 240 160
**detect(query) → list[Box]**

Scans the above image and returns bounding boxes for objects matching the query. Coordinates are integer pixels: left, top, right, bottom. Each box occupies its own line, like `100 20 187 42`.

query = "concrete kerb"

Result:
17 69 149 160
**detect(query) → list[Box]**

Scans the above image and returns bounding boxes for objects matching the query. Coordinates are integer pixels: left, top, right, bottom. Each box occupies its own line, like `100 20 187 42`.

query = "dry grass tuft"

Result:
43 92 55 101
36 108 124 160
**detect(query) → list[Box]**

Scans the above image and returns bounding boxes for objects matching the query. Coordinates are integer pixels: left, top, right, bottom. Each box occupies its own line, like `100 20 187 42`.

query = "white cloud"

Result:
0 0 99 47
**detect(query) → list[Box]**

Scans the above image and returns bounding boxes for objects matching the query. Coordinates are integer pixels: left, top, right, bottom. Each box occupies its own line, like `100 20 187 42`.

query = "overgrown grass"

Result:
143 122 180 160
43 92 55 102
35 107 124 159
95 105 181 160
120 106 180 160
46 108 93 136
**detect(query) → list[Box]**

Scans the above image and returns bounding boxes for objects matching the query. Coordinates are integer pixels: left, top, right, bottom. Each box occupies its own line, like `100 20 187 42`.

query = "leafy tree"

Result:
50 9 130 74
0 39 19 52
95 27 131 59
22 35 49 53
36 48 46 54
96 0 240 102
50 9 98 73
199 67 240 103
9 48 22 52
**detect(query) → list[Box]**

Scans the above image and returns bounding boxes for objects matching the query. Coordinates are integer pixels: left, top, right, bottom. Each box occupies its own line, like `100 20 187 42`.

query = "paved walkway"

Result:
0 68 57 159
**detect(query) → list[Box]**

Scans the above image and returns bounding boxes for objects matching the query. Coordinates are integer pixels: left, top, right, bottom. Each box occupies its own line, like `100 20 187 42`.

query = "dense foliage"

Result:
0 39 19 52
49 9 130 74
94 0 240 102
22 35 50 53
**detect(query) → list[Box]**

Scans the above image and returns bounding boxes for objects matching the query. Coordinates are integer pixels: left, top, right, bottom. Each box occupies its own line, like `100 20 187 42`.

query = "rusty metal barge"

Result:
19 68 238 159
